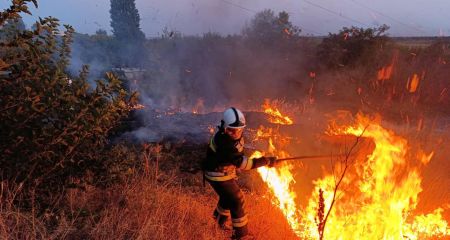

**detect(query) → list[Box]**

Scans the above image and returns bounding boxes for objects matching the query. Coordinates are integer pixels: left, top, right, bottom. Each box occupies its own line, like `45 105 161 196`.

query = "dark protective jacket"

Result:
203 128 269 181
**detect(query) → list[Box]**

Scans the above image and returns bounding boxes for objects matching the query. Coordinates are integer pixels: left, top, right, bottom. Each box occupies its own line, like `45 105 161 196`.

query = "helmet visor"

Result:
227 122 246 128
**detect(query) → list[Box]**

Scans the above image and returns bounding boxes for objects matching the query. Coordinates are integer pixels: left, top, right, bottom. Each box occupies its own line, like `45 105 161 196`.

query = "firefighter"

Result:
203 107 277 240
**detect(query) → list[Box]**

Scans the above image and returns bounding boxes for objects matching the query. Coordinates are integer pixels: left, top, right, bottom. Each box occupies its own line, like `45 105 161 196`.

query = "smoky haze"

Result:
52 0 448 146
137 34 311 111
7 0 450 36
67 8 315 114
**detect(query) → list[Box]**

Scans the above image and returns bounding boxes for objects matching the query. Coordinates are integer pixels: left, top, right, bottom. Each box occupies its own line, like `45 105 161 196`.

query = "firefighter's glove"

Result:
267 157 278 167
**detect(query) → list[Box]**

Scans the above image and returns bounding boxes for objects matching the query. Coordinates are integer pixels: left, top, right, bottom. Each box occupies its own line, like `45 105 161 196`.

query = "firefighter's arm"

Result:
252 156 278 168
237 156 278 170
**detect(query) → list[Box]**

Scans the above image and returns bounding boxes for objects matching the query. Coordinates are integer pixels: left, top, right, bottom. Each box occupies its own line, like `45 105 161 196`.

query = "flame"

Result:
409 208 448 238
377 64 394 81
377 52 398 81
284 28 292 36
251 133 302 236
407 73 420 93
208 125 215 135
251 104 302 236
305 115 448 239
257 159 302 234
252 108 448 239
191 98 204 114
262 99 293 125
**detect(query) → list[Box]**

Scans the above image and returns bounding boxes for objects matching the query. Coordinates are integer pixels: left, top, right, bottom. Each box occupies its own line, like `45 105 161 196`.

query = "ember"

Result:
407 73 421 93
377 64 394 81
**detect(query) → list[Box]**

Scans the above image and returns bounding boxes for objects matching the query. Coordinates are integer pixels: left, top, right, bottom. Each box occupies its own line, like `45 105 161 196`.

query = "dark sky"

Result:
1 0 449 36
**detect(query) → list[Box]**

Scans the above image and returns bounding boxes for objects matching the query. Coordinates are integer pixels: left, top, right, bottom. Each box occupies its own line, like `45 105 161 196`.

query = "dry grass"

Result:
85 178 225 240
0 144 299 240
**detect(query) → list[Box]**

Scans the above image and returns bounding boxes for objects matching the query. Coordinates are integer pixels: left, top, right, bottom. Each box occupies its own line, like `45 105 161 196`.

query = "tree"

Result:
110 0 144 42
109 0 146 66
242 9 300 47
0 0 136 204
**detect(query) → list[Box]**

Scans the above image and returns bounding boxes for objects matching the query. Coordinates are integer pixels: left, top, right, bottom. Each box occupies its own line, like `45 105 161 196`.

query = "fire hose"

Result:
275 153 353 162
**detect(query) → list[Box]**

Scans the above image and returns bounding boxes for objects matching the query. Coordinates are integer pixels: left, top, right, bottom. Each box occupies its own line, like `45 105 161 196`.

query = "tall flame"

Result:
300 115 448 239
252 104 449 239
252 101 302 236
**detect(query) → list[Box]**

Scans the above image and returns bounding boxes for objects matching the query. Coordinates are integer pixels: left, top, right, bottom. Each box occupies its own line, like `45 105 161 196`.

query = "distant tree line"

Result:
3 0 447 112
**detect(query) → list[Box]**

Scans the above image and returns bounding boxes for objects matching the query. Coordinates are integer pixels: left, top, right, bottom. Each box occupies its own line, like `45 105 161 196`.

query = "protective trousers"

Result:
208 179 249 239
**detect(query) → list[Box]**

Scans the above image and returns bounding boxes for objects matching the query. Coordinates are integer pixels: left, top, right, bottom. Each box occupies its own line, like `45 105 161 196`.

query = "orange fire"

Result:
262 99 293 125
377 52 399 81
250 129 302 235
302 114 448 239
251 102 302 235
378 65 392 81
251 105 449 239
407 73 421 93
377 64 394 81
208 125 215 135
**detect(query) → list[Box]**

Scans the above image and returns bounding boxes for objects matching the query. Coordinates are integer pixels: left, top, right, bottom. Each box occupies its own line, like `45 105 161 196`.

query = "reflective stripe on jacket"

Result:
204 170 237 181
204 132 250 181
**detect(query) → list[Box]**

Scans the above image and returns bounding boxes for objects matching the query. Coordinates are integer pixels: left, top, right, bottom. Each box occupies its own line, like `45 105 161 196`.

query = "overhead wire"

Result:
346 0 428 35
217 0 325 35
299 0 371 28
218 0 256 14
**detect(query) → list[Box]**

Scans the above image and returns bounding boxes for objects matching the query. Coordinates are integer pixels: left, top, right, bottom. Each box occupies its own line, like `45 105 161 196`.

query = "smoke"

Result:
67 6 316 114
67 4 449 146
97 9 315 142
134 36 312 114
69 33 112 86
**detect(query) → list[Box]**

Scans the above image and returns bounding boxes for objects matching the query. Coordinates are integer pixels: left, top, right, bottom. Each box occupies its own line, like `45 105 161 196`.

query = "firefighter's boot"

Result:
231 225 254 240
213 209 232 230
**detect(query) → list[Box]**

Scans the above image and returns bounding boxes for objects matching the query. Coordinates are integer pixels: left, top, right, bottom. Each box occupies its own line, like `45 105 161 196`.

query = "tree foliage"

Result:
109 0 146 66
317 25 390 68
110 0 144 42
243 9 300 48
0 0 136 202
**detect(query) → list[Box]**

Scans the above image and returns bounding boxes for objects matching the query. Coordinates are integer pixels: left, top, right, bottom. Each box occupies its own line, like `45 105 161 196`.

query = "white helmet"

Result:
223 107 246 129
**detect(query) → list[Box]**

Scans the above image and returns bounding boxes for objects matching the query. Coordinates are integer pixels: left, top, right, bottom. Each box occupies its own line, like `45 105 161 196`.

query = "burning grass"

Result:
2 98 448 240
0 106 448 239
246 102 449 239
0 142 300 240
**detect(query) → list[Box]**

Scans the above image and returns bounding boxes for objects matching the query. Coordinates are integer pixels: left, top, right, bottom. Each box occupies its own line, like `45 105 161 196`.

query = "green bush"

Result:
317 25 391 68
0 1 136 204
